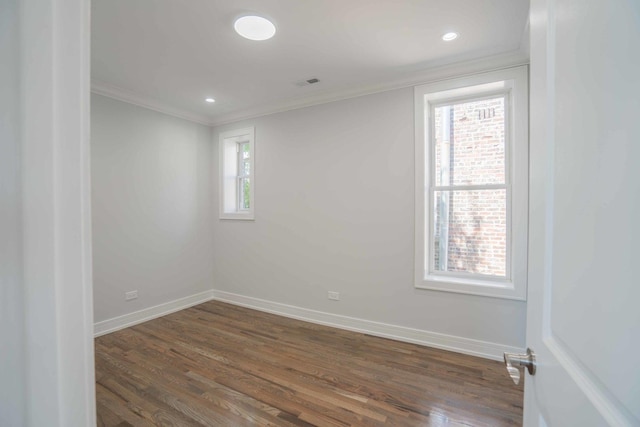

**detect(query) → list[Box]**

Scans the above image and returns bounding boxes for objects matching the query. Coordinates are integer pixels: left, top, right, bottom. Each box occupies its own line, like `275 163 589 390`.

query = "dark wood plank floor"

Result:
95 301 523 426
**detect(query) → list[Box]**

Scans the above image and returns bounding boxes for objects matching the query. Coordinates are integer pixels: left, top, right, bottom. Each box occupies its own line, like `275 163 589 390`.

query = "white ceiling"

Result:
91 0 530 125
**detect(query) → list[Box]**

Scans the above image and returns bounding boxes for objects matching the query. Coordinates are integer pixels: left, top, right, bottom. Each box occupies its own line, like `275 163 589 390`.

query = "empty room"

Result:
2 0 638 426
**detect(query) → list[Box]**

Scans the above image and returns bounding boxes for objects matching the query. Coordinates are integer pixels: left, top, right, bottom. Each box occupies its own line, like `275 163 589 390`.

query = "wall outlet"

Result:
328 291 340 301
125 290 138 301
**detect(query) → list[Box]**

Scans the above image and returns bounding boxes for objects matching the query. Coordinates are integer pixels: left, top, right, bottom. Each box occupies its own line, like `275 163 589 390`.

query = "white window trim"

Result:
219 126 255 220
414 66 528 300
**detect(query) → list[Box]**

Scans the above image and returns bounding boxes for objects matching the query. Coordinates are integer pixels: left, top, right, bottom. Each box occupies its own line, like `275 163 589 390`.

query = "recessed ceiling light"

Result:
442 32 459 41
234 15 276 41
205 98 215 103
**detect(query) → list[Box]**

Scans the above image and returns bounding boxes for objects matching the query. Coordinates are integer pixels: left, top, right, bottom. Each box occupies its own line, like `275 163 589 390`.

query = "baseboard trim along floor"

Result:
211 290 523 361
93 288 523 361
93 290 215 337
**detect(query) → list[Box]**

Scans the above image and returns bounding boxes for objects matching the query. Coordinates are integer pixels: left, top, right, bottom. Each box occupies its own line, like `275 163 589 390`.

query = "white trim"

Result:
91 51 528 128
20 0 95 424
93 290 215 337
92 288 524 360
80 0 96 420
211 290 524 361
91 80 212 126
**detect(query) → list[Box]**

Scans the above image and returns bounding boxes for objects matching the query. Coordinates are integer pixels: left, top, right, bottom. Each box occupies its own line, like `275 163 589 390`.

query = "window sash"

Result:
428 93 510 188
236 142 250 211
427 186 511 280
431 183 507 192
237 177 250 211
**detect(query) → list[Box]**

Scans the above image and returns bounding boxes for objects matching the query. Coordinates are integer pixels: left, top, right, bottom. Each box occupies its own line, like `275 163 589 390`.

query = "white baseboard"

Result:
94 288 523 361
94 290 215 337
211 290 523 361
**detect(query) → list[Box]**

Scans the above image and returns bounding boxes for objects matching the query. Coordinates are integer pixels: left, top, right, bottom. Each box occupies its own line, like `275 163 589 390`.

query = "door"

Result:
524 0 640 425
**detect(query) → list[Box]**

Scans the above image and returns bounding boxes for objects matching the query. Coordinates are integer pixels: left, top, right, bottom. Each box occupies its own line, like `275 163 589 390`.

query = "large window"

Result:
219 127 255 220
414 67 528 300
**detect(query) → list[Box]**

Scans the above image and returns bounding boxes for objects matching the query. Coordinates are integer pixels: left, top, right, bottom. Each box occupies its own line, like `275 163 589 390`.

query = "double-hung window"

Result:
220 127 255 220
414 67 528 300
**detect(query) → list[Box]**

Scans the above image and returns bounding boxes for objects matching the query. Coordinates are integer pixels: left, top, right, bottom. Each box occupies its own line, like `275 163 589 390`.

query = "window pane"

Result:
434 97 505 186
241 159 250 176
433 189 506 277
239 178 250 210
242 143 250 159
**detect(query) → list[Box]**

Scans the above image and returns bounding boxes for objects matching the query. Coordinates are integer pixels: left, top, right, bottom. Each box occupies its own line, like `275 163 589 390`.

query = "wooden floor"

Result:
95 301 523 426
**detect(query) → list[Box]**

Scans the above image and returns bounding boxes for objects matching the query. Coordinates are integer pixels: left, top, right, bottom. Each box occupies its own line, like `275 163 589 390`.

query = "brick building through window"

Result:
433 97 507 277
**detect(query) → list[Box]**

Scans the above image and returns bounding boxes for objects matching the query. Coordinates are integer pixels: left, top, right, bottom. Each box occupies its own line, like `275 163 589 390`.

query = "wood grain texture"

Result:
95 301 523 426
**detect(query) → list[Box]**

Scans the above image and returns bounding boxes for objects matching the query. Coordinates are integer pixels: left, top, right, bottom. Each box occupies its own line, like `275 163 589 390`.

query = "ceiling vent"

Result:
295 78 320 87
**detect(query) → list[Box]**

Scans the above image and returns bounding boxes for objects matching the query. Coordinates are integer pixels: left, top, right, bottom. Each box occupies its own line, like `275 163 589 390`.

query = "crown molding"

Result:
90 80 212 126
91 49 529 129
210 49 529 127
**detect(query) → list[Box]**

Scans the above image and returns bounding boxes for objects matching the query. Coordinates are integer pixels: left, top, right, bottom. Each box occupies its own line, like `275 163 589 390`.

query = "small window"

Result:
414 67 528 300
220 127 254 220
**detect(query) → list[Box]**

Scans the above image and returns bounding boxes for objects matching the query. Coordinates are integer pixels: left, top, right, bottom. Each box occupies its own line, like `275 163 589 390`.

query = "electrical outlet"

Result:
125 290 138 301
328 291 340 301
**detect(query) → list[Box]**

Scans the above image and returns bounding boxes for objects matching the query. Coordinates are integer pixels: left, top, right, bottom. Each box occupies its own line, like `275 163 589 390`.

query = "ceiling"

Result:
91 0 530 125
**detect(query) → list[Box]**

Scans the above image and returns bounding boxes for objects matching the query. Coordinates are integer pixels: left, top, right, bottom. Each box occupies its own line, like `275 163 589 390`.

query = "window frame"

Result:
414 66 528 300
219 126 255 220
429 92 511 281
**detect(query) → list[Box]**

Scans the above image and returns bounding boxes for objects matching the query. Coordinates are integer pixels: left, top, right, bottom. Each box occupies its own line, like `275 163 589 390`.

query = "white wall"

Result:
91 94 214 322
0 0 25 422
212 87 526 351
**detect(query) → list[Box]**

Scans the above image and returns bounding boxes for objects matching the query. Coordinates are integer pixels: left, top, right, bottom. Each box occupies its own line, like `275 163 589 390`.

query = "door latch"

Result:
503 348 536 385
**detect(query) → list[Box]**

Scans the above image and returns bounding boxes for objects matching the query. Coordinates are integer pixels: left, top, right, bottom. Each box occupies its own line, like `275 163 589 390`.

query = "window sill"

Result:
415 274 526 301
220 212 254 221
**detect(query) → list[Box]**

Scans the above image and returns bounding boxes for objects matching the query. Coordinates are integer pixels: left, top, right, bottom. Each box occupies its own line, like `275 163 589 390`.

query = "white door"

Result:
523 0 640 425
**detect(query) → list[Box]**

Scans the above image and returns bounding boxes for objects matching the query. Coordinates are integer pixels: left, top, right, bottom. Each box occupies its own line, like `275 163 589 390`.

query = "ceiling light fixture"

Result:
205 98 215 103
442 32 459 41
234 15 276 41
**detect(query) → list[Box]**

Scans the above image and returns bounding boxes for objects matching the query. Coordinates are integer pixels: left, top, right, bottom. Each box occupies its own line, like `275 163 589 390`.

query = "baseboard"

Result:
94 290 215 337
94 288 523 360
211 290 523 361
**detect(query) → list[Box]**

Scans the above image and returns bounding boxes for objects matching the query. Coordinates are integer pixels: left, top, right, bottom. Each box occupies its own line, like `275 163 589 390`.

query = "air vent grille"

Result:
295 77 320 87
